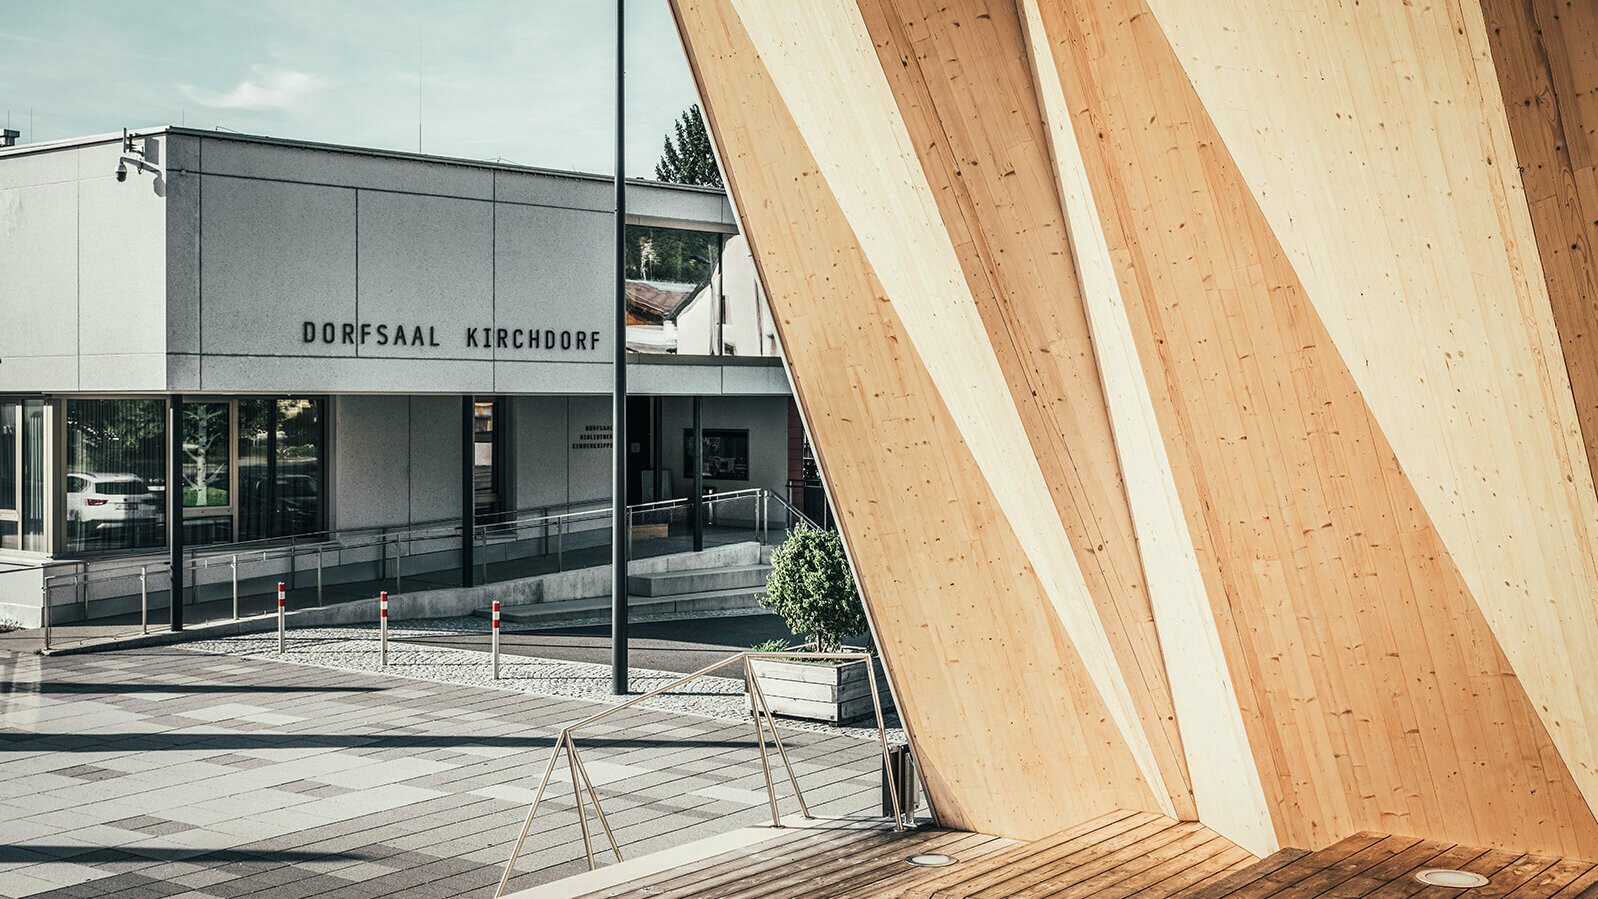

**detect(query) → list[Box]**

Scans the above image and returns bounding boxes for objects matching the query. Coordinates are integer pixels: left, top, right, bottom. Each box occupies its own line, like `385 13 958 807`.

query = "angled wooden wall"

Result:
670 0 1598 857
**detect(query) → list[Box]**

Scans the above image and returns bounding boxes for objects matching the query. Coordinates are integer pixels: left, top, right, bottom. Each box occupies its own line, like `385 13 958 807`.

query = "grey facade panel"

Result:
200 174 358 359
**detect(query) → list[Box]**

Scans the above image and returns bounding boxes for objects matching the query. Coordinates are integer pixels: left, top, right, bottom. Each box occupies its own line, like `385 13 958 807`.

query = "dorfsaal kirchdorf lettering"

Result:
301 322 602 353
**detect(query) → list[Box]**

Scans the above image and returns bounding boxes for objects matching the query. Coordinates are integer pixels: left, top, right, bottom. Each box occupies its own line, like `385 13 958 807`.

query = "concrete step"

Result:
476 584 767 626
626 564 771 597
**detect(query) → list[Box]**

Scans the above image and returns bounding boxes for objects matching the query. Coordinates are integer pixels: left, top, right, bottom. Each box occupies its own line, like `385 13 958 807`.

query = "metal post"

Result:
692 397 703 552
462 395 476 589
168 394 184 632
569 739 597 870
651 396 663 503
394 533 402 594
746 664 783 827
140 567 148 635
316 545 324 606
276 581 285 655
480 526 489 584
41 579 50 650
569 742 623 864
497 735 567 897
231 554 238 620
492 599 501 679
610 0 628 698
380 590 389 667
864 661 906 830
748 660 811 818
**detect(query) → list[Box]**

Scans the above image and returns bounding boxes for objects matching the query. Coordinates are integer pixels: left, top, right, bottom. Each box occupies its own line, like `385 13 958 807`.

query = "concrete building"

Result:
0 126 806 626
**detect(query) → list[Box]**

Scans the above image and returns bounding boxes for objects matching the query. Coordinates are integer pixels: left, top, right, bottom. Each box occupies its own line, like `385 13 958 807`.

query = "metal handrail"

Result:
39 486 819 650
495 648 904 894
48 486 813 586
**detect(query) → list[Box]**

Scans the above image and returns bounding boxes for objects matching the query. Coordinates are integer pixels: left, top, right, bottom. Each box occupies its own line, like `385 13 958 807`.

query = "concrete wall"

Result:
332 395 464 531
0 134 168 393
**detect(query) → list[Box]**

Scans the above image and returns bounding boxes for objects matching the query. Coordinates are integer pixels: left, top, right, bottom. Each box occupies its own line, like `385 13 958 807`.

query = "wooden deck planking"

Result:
563 815 1598 898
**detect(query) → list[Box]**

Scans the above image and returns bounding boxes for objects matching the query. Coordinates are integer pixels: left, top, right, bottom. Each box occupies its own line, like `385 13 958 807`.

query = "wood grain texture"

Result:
851 0 1195 823
670 0 1162 838
722 0 1175 816
1141 0 1598 811
668 0 1598 859
1033 0 1598 854
1014 0 1274 856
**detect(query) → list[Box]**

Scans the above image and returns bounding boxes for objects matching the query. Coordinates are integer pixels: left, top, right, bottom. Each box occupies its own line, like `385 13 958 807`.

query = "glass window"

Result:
239 398 324 541
474 399 502 519
181 401 233 547
626 225 721 356
21 401 50 552
0 402 16 512
683 428 750 481
65 399 166 554
182 403 230 509
626 225 718 286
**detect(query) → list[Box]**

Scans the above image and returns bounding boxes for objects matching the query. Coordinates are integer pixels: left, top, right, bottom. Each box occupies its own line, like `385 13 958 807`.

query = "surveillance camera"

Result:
116 160 128 182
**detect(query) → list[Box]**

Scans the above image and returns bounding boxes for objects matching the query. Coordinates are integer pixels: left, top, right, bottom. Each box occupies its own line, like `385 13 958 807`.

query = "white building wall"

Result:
0 135 168 393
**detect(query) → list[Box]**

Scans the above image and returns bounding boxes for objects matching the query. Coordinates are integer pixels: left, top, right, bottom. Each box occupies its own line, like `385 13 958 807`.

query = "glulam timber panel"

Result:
1484 0 1598 533
1035 0 1598 854
670 0 1161 837
852 0 1194 821
1138 0 1598 824
669 0 1598 857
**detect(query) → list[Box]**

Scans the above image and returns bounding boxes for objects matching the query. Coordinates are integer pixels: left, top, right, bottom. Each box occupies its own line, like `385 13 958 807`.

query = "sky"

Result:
0 0 705 178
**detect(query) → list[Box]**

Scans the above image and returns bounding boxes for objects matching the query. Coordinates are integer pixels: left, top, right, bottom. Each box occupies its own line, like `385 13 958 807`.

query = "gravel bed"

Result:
182 617 906 744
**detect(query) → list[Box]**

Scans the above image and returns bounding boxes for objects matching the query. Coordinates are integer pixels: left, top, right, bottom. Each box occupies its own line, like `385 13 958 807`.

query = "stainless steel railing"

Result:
39 487 824 649
495 647 904 895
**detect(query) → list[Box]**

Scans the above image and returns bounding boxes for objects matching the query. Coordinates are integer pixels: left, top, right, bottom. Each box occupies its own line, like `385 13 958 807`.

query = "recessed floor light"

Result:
1414 869 1490 888
906 853 956 867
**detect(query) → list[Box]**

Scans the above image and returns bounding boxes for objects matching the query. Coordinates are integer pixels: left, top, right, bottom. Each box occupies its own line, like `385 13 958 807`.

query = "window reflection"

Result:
22 400 45 552
238 398 324 541
474 399 502 520
0 402 16 551
0 402 16 513
626 225 718 355
182 401 233 546
65 399 167 554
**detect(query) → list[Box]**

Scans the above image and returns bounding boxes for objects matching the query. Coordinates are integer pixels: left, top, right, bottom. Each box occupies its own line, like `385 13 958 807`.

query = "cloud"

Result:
180 66 323 111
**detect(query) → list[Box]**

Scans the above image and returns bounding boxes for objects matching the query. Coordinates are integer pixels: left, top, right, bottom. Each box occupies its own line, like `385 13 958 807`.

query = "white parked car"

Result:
66 472 163 530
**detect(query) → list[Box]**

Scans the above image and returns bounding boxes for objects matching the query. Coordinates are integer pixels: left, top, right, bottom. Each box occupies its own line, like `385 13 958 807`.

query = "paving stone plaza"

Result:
0 634 889 898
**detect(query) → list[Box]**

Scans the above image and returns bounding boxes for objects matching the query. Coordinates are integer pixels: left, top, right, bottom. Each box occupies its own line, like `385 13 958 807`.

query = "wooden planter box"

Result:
749 656 894 725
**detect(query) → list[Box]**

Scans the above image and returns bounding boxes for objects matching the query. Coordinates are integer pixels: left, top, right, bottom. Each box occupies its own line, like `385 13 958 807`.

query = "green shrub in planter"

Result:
762 524 867 654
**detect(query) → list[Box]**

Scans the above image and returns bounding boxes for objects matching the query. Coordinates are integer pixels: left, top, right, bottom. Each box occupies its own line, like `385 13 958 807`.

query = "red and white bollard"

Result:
379 591 389 667
491 600 501 680
276 582 286 655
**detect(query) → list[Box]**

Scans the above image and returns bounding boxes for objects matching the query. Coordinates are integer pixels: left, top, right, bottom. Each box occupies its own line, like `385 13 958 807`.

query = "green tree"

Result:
762 525 868 653
654 105 723 188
